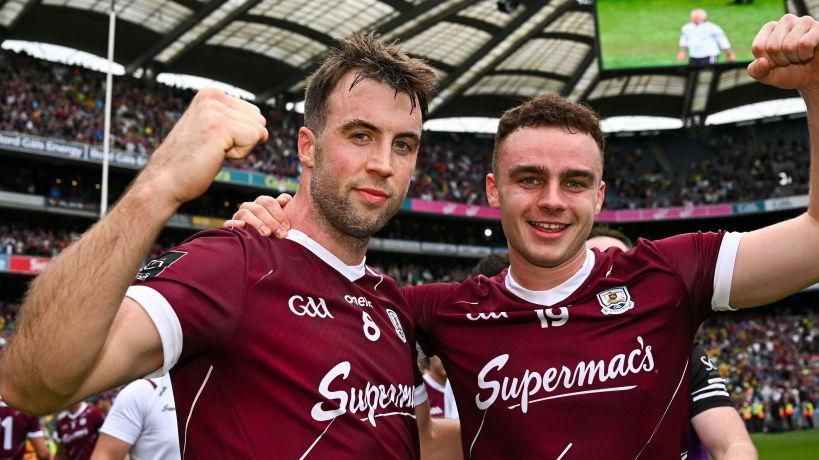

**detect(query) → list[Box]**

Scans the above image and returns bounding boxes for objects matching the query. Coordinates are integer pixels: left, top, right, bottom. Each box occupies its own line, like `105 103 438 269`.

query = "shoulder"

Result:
116 379 156 403
403 273 500 303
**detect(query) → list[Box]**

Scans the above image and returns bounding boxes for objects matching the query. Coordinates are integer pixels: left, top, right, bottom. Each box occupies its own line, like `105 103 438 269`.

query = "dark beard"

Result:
310 145 401 238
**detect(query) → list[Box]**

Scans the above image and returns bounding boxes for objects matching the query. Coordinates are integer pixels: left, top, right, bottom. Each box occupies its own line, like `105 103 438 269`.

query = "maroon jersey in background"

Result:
422 374 446 418
54 403 104 460
0 399 44 460
128 228 423 459
405 232 739 459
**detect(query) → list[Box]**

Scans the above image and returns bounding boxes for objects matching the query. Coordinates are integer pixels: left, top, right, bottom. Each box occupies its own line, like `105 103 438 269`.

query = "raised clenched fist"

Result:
139 88 268 207
749 14 819 92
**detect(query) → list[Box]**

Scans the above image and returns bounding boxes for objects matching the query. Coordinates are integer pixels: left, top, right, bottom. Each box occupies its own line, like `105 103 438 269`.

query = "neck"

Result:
507 247 587 291
285 192 369 265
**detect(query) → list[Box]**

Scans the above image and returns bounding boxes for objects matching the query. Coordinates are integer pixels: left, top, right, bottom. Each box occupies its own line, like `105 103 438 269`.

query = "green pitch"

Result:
752 429 819 459
596 0 785 70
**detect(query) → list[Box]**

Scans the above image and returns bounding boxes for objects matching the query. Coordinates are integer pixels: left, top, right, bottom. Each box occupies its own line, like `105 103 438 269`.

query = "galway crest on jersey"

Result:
596 286 635 315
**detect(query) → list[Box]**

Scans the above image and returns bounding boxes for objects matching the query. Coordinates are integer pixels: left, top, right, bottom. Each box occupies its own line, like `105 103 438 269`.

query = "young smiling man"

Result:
228 15 819 458
0 33 468 459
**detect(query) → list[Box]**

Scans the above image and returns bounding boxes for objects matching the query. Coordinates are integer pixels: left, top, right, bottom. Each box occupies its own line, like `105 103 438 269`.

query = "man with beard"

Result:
0 33 462 459
225 14 819 458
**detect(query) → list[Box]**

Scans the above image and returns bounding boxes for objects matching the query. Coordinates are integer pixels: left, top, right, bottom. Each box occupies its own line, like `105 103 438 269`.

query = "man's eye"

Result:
352 133 369 142
394 140 412 152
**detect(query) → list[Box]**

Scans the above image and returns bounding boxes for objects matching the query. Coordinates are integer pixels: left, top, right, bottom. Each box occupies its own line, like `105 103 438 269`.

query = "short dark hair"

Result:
304 32 437 135
588 226 633 249
492 94 605 173
471 253 510 277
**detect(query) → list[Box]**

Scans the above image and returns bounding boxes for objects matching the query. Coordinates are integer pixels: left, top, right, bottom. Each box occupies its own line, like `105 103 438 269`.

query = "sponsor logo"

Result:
700 355 717 372
596 287 635 315
161 405 176 412
61 428 90 443
466 312 508 321
475 337 655 413
136 251 187 280
311 361 416 426
288 295 334 318
344 294 373 308
385 309 407 343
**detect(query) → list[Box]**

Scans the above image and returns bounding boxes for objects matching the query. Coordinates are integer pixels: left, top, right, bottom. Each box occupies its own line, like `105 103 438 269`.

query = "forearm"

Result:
0 179 176 413
802 89 819 220
719 441 759 460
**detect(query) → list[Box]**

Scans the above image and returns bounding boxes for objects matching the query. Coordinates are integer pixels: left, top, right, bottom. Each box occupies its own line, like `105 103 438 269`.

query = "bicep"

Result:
90 433 133 460
730 214 819 308
73 297 163 402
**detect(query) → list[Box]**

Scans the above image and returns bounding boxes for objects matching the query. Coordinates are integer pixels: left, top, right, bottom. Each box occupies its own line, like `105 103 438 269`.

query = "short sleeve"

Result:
679 26 688 47
690 345 732 416
99 381 151 445
26 414 44 438
402 283 458 357
713 24 731 49
650 232 743 322
129 228 251 373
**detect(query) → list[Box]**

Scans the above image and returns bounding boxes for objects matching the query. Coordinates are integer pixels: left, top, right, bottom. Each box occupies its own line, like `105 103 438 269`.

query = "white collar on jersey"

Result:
286 229 366 282
505 249 595 307
422 373 447 393
67 402 88 419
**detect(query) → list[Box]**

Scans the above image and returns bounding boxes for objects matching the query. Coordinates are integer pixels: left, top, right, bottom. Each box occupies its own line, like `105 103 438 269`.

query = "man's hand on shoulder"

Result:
224 194 293 238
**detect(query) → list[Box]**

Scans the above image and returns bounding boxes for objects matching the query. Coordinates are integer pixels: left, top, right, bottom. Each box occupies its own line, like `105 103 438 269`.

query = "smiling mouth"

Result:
528 221 569 233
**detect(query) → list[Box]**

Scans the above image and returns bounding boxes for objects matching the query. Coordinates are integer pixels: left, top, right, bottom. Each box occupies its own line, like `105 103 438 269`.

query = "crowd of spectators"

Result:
1 223 80 256
699 302 818 432
1 49 815 210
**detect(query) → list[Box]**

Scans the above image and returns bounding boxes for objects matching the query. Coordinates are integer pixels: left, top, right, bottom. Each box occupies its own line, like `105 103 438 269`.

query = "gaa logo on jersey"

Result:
596 287 635 315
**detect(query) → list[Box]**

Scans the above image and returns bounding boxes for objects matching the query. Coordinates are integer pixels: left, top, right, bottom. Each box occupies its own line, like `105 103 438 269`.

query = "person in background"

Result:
677 8 736 66
91 375 179 460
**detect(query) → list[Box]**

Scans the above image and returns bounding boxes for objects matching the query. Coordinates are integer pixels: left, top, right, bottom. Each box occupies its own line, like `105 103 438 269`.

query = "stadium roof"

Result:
0 0 812 122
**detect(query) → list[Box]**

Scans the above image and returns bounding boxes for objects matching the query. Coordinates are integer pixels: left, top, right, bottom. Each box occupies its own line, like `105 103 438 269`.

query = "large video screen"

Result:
595 0 786 71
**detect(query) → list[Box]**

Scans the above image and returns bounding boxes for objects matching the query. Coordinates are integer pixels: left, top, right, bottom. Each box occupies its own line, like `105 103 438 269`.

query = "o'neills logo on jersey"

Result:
475 336 655 413
311 361 415 427
288 295 334 318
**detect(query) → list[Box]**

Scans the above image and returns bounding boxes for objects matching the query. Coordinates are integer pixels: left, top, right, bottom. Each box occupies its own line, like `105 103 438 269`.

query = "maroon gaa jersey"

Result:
404 232 741 459
0 399 44 460
128 228 423 459
54 403 104 460
422 374 446 418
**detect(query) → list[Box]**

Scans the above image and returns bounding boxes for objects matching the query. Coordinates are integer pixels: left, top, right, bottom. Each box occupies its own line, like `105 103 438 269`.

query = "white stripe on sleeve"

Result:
712 232 744 311
126 285 183 377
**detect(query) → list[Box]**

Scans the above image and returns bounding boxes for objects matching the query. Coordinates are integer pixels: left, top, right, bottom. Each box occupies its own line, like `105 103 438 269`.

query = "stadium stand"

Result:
1 48 814 211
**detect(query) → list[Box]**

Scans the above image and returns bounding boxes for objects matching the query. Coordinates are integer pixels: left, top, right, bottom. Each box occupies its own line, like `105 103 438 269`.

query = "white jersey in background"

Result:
99 374 180 459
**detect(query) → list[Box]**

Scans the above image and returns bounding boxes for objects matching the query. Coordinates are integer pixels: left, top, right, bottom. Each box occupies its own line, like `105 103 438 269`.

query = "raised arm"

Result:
0 89 268 414
730 15 819 308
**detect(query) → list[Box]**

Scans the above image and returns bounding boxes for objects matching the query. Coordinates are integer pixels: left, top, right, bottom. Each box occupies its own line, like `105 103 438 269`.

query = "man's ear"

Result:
486 173 501 209
595 180 606 214
298 127 317 168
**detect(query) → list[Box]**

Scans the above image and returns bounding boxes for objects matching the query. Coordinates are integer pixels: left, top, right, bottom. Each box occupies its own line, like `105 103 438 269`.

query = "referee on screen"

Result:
677 8 737 66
